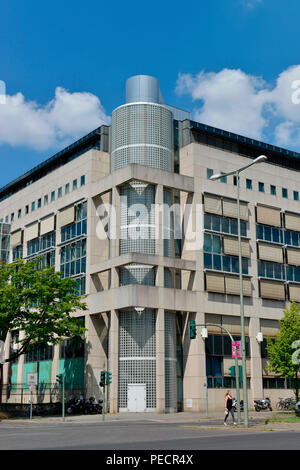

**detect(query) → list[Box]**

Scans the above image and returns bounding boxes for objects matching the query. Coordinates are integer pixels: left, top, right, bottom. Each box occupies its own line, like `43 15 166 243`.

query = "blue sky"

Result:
1 0 300 187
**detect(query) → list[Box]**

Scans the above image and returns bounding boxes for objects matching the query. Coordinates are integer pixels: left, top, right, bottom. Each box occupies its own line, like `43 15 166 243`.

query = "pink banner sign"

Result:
232 341 241 358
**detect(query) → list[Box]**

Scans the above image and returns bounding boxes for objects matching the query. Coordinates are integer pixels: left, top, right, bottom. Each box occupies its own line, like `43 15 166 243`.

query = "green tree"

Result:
0 258 87 362
266 302 300 401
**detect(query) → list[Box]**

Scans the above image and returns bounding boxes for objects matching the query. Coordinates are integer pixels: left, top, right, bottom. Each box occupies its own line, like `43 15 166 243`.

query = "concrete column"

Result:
108 309 119 413
156 308 165 413
111 187 120 260
249 316 263 401
111 266 119 289
155 184 164 258
85 313 108 400
182 311 206 412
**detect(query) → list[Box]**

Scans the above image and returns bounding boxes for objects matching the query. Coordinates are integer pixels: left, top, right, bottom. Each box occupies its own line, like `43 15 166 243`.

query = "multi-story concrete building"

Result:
1 75 300 412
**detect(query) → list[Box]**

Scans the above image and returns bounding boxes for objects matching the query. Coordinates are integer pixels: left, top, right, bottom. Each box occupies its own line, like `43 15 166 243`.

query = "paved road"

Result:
0 419 299 450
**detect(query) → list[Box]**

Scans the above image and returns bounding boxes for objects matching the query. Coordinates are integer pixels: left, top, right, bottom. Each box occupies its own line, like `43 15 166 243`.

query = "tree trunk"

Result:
296 371 299 403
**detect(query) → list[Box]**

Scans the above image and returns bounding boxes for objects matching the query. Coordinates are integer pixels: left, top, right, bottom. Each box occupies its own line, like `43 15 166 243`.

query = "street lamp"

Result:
210 154 267 427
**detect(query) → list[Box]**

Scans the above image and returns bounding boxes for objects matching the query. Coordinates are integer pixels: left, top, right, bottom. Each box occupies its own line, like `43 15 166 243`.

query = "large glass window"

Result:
25 345 53 363
61 202 87 243
204 232 249 274
204 214 247 237
13 245 23 260
256 224 284 244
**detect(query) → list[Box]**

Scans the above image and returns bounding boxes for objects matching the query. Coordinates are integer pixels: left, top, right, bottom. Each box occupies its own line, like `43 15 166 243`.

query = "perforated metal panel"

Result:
119 310 156 411
111 103 173 172
165 311 177 412
120 180 155 255
119 264 155 286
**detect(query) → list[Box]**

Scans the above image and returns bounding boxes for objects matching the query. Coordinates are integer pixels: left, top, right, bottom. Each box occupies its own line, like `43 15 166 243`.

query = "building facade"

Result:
1 75 300 411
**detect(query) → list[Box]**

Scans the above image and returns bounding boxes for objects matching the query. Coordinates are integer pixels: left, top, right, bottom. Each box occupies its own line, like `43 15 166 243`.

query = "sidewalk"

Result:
2 410 299 431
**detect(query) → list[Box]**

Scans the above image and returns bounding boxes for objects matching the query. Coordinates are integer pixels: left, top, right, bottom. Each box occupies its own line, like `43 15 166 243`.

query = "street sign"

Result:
232 340 241 358
26 373 38 385
29 385 35 392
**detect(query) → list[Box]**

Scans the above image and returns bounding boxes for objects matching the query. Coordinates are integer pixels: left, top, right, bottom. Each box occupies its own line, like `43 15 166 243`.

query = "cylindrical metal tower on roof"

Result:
111 75 173 172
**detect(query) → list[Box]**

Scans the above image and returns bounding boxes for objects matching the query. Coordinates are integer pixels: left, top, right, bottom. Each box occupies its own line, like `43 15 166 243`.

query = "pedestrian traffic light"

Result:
56 373 63 385
106 371 112 385
100 371 106 387
228 366 235 377
189 320 197 339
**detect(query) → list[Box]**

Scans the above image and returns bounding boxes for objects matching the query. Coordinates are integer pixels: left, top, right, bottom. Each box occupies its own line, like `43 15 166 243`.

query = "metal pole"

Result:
30 391 33 419
237 173 249 427
196 323 240 424
102 383 105 421
234 356 241 425
62 373 65 422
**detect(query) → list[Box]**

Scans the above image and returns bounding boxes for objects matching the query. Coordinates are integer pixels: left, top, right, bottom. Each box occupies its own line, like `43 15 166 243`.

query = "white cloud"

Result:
176 69 268 139
0 87 110 151
176 66 300 150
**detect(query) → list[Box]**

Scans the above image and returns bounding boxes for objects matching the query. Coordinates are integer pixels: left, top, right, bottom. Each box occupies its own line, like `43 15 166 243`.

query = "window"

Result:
18 209 22 219
60 201 87 243
25 205 29 215
38 198 42 208
25 345 53 363
31 201 35 212
51 191 55 202
44 195 48 206
13 245 23 261
256 225 283 244
203 232 249 274
65 183 70 195
233 176 237 186
60 336 84 359
58 187 62 198
5 216 8 223
73 179 78 191
11 213 14 222
270 185 276 196
220 172 227 184
80 175 85 187
246 179 252 190
294 191 299 201
207 168 214 180
282 188 288 198
204 213 247 237
259 182 265 193
60 239 86 278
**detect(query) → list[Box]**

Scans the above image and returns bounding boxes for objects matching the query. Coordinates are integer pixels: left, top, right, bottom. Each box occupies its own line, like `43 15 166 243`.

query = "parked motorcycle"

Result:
85 396 103 414
67 395 86 415
253 398 272 412
232 398 244 412
67 395 103 415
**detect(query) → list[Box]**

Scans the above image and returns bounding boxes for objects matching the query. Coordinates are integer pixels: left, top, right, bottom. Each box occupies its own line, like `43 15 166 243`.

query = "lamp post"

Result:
210 155 267 427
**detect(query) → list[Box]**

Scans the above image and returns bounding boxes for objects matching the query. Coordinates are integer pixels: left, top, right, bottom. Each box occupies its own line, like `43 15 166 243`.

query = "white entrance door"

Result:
127 384 146 412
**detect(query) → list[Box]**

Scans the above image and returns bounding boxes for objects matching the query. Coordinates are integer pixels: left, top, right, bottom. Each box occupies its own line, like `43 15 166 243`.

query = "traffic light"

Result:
189 320 197 339
56 374 63 385
100 371 106 387
106 371 112 385
228 366 235 377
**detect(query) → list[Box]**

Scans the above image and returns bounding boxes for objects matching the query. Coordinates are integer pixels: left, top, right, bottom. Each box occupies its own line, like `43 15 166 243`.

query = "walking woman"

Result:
224 390 237 426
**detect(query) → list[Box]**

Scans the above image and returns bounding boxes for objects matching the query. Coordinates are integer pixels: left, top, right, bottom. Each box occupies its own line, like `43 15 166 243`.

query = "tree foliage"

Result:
0 258 87 362
266 302 300 401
